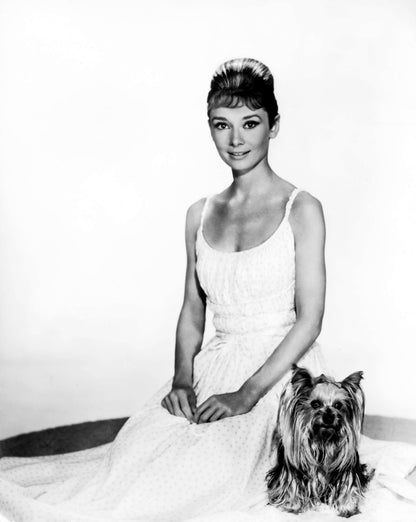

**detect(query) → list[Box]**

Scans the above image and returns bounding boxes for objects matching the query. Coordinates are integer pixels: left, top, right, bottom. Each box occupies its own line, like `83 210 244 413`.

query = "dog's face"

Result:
281 366 365 451
308 381 352 442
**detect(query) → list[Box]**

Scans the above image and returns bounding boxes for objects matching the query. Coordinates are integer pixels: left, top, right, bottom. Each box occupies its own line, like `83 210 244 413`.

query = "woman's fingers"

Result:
161 395 173 414
193 398 211 423
164 388 234 424
195 405 219 424
194 396 227 423
169 394 185 417
164 391 244 423
164 392 227 423
209 409 227 422
161 394 183 417
162 389 198 419
178 394 193 421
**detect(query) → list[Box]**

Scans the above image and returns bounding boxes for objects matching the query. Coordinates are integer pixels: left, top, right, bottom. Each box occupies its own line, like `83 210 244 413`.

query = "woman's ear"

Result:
269 114 280 139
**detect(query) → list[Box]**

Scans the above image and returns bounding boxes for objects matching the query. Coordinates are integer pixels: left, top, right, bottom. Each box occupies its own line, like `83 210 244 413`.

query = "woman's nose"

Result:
230 128 244 147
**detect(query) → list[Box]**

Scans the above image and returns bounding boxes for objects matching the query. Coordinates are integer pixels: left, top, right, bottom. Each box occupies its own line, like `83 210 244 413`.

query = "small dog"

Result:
266 365 374 518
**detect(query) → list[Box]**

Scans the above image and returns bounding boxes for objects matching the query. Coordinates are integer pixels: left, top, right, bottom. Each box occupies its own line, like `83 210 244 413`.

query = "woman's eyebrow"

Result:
242 114 262 119
211 114 262 121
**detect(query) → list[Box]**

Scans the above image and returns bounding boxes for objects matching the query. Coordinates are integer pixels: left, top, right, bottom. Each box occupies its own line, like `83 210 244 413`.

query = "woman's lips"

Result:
228 151 250 159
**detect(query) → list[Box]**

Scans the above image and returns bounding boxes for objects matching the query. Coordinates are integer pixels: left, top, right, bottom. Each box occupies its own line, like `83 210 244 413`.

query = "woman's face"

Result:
208 104 279 171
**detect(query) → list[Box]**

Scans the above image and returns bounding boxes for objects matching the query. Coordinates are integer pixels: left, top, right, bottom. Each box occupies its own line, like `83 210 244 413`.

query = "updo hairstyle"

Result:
207 58 279 128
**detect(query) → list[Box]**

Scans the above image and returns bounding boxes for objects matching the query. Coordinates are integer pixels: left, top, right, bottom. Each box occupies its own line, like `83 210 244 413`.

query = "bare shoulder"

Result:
186 197 206 223
289 190 325 237
185 197 208 239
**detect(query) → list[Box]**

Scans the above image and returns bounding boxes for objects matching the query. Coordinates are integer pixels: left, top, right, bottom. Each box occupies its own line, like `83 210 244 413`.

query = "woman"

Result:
161 58 325 429
0 58 414 522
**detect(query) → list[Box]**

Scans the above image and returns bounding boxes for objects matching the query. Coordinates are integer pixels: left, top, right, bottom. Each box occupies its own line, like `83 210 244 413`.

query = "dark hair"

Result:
207 58 279 128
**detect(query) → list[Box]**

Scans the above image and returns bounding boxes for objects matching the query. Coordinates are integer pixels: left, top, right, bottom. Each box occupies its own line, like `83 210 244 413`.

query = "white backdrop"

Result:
0 0 415 439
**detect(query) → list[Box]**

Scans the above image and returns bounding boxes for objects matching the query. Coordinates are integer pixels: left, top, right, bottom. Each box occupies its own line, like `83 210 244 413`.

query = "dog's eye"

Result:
333 401 343 410
311 400 322 409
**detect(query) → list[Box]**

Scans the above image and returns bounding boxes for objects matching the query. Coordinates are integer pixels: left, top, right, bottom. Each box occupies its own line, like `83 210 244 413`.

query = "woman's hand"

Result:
193 390 257 424
161 385 197 421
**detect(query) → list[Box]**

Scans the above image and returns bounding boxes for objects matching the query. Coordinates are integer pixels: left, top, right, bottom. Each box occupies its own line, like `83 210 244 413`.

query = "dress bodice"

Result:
195 188 302 339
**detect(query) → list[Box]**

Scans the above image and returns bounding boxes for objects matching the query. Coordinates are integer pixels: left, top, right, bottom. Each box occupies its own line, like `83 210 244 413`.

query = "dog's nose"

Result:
322 410 336 426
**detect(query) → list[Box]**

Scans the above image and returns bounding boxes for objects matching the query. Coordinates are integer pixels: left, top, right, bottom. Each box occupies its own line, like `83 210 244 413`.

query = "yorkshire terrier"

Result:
266 365 374 518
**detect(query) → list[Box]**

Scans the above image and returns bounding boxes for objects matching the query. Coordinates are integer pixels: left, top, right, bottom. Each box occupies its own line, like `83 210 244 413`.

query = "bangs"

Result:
207 92 264 115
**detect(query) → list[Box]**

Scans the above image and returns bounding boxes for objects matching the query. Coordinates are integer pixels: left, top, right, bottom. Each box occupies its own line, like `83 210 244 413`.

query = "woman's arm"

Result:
173 199 207 386
194 192 326 423
161 199 207 420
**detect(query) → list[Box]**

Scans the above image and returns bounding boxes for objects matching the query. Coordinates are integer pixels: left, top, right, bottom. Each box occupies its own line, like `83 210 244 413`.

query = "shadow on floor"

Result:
0 418 129 457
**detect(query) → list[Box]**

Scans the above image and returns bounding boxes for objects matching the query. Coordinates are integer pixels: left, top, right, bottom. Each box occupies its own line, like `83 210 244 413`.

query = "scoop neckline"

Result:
199 187 299 255
199 210 291 255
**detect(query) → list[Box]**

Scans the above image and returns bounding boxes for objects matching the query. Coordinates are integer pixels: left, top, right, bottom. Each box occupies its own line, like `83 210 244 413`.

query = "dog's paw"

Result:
279 505 308 515
267 500 308 515
337 507 360 518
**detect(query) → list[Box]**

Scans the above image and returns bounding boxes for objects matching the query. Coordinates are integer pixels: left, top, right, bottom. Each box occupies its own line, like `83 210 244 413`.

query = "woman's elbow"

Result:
297 314 323 341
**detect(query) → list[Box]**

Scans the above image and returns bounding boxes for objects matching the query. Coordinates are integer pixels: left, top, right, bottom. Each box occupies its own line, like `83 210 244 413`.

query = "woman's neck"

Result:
229 159 279 201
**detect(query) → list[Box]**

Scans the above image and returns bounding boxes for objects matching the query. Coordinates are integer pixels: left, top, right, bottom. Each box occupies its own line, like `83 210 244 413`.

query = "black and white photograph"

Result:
0 1 415 520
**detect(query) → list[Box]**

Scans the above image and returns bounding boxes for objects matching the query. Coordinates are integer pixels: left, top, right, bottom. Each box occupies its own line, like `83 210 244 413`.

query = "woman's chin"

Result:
220 155 252 171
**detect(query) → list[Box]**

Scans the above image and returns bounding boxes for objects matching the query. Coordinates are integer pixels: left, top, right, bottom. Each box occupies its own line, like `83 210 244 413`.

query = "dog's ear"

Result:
342 371 363 389
291 365 313 389
341 371 366 429
291 363 299 374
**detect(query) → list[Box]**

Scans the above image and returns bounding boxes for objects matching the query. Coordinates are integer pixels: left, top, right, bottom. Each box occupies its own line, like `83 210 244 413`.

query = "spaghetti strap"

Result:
199 195 212 232
283 187 303 220
200 189 301 240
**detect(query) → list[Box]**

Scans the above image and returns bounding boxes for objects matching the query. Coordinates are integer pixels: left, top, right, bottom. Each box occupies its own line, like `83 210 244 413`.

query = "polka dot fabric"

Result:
1 187 415 521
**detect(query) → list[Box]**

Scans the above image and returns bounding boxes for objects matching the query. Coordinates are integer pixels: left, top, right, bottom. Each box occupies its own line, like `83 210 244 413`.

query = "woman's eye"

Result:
214 122 229 130
244 120 259 129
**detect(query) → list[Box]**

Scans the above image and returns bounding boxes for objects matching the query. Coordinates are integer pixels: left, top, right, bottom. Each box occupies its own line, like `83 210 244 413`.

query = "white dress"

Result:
0 188 415 522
